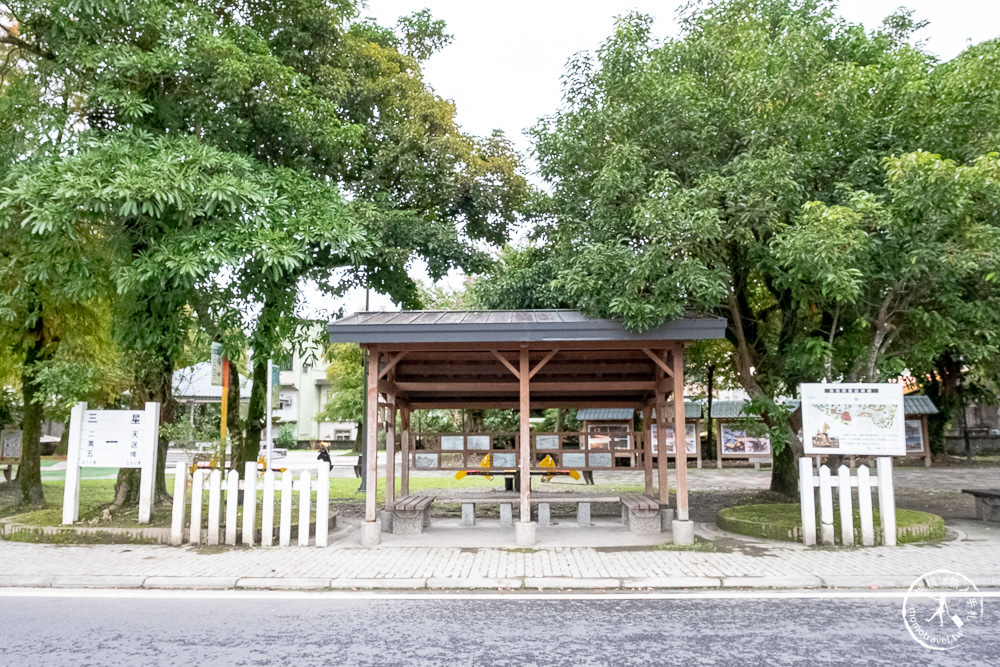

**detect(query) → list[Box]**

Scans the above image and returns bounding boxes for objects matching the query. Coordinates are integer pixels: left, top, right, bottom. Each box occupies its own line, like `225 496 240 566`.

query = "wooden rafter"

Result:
377 351 408 380
490 349 521 379
642 348 673 377
528 349 560 380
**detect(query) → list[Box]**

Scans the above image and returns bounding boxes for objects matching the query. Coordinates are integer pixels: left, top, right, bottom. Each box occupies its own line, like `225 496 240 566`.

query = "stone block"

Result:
392 514 424 535
530 503 544 527
514 520 536 547
461 503 476 527
360 519 381 547
577 502 591 527
672 519 695 545
627 511 660 535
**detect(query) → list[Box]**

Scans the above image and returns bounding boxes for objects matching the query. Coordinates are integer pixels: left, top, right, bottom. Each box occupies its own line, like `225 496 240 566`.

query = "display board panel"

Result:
801 383 905 456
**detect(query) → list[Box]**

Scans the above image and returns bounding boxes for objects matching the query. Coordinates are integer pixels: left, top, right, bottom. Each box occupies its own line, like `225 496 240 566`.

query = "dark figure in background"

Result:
317 446 332 468
582 470 595 485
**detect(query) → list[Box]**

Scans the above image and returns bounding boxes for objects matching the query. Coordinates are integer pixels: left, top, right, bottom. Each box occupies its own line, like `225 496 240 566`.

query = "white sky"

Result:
306 1 1000 318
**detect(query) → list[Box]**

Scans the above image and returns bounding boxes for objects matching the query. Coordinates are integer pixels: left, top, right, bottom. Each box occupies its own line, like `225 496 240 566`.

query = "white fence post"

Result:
190 469 205 545
207 469 222 545
298 471 311 547
170 461 186 545
877 457 896 546
837 464 854 546
62 402 86 525
315 463 329 548
279 471 293 547
818 465 834 546
261 470 275 547
242 461 257 546
857 465 875 546
225 469 239 546
798 457 816 546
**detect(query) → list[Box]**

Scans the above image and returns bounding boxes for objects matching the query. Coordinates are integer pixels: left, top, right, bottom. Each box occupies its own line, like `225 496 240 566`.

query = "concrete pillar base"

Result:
500 503 513 528
537 503 550 527
672 519 694 545
360 519 382 547
379 510 394 534
659 508 674 532
461 503 476 526
514 520 536 547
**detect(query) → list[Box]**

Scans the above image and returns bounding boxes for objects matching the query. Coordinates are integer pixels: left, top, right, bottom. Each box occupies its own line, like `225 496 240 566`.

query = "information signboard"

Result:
210 342 223 386
1 429 22 461
801 383 905 456
63 402 160 525
650 423 697 455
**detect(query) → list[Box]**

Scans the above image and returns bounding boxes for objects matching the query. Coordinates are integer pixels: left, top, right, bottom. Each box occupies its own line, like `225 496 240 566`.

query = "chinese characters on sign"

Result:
801 383 905 456
81 410 147 468
1 429 22 460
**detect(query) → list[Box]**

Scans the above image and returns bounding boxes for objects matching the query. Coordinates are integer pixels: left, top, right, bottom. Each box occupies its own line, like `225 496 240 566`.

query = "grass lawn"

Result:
716 503 946 545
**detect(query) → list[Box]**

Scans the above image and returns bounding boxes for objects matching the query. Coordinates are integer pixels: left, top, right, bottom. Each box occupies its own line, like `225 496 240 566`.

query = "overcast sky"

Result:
309 1 1000 318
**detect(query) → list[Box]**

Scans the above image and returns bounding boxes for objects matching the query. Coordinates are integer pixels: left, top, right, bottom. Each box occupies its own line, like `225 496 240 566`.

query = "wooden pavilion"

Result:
328 309 726 546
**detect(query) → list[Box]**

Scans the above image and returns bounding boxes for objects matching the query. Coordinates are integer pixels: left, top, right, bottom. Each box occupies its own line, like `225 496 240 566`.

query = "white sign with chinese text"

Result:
801 383 905 456
63 402 160 525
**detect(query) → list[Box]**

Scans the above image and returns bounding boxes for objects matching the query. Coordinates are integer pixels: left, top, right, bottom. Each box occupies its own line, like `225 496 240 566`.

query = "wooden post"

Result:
401 409 411 497
838 464 854 546
877 457 896 546
315 462 329 547
672 345 689 520
190 469 205 546
798 457 816 545
242 461 257 547
364 348 380 523
642 406 653 495
225 469 239 545
220 357 229 446
386 401 396 508
519 347 531 522
655 354 669 507
170 461 186 546
818 464 834 546
857 464 875 546
261 470 275 547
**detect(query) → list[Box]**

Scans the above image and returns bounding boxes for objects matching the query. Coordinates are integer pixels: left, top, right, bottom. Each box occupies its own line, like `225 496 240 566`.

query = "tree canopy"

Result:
475 0 1000 493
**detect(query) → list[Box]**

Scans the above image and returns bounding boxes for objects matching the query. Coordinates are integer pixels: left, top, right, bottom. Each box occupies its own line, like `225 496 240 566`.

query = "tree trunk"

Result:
17 318 46 507
112 351 174 509
705 364 715 460
769 438 797 496
224 358 245 472
242 356 268 470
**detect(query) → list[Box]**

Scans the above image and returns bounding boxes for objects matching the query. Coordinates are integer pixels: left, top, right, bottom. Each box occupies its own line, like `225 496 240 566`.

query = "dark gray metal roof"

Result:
575 408 635 421
328 310 726 344
712 396 938 419
904 395 939 415
652 402 704 420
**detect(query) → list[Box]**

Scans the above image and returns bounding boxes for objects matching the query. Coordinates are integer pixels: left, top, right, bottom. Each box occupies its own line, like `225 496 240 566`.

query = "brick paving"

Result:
1 518 997 591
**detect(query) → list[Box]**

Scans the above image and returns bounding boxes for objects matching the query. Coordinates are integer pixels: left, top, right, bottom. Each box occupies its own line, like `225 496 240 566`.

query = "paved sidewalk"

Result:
1 519 997 592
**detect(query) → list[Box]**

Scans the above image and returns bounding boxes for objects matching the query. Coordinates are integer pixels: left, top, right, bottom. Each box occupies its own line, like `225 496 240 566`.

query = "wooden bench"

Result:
619 494 662 535
436 493 628 529
962 489 1000 522
391 493 435 534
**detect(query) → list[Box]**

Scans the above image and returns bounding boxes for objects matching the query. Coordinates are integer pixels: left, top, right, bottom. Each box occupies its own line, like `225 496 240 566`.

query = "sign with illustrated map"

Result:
801 383 905 456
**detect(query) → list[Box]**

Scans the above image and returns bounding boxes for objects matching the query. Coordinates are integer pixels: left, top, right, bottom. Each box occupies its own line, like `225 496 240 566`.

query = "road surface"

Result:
1 590 996 665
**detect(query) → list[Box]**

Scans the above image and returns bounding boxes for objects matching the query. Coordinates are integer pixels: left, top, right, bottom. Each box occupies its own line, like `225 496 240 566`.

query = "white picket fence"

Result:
798 457 896 547
170 461 330 547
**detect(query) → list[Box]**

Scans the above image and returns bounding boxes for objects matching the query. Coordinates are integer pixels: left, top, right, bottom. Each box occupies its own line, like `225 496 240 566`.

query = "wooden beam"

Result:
490 349 520 379
673 344 689 521
642 406 654 495
655 362 670 508
392 381 656 393
519 347 531 522
364 349 380 523
642 348 673 377
385 403 396 508
377 351 408 380
528 349 560 380
401 409 410 496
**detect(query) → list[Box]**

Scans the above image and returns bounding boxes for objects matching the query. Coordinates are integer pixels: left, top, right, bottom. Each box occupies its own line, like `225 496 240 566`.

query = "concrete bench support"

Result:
963 489 1000 522
392 494 434 535
537 503 550 527
577 502 591 527
500 503 513 528
620 494 661 535
461 503 476 527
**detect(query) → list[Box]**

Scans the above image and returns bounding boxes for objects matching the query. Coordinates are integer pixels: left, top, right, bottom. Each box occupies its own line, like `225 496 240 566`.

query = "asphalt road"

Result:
2 591 996 666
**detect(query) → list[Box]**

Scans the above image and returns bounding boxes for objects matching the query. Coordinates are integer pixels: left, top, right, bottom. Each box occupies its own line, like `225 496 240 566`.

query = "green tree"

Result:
494 1 1000 494
318 343 364 444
